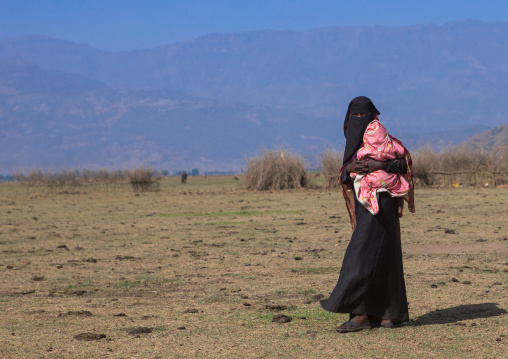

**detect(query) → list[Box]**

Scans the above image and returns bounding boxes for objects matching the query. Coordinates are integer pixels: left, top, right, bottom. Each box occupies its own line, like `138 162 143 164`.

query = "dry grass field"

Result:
1 176 507 358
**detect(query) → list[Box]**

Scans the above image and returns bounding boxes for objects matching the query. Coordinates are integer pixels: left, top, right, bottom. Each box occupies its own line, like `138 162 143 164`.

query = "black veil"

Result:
342 96 380 166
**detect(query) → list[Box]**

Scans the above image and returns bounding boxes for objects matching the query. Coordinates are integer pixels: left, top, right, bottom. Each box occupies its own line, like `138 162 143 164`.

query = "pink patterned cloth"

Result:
351 120 410 214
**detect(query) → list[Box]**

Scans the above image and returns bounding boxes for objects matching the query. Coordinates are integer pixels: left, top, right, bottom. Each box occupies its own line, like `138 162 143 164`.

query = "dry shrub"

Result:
411 145 508 186
81 168 126 182
14 166 163 192
486 146 508 186
440 145 489 172
495 146 508 173
321 150 342 189
15 168 44 186
411 145 438 186
126 166 159 192
16 168 80 187
16 167 129 187
245 150 308 190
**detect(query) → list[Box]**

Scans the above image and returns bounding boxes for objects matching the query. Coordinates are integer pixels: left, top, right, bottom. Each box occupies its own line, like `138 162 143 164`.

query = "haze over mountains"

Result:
1 20 507 173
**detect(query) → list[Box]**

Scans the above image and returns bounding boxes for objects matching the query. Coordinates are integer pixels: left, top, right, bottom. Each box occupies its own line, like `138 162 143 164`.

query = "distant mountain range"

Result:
0 57 335 172
462 123 508 151
1 20 508 173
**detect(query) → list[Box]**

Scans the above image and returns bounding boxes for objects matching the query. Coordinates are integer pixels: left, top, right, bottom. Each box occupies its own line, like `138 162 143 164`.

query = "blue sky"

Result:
2 0 508 51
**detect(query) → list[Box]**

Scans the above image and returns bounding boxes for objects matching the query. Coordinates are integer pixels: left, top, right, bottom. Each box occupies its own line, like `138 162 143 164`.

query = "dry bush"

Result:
439 145 489 172
15 168 75 188
411 145 438 186
321 149 342 189
245 150 308 191
80 168 127 183
126 166 160 192
412 145 508 186
15 168 44 186
495 146 508 173
13 167 154 193
485 146 508 186
52 170 82 187
16 167 130 187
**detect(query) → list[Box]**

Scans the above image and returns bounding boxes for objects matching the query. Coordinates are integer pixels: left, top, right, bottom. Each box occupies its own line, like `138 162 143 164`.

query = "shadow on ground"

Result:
409 303 507 326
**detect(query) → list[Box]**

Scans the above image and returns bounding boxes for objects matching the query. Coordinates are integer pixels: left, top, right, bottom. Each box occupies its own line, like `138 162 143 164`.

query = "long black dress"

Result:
320 161 409 324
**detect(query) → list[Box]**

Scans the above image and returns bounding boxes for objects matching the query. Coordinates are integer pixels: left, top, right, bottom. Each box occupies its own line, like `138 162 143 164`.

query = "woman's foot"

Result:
352 314 370 326
380 319 395 329
335 314 371 333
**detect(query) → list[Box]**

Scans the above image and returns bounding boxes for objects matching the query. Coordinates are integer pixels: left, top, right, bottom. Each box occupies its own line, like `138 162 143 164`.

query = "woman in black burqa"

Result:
320 96 415 332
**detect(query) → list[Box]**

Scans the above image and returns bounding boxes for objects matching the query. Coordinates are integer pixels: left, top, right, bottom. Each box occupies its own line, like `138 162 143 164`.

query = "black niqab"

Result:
342 96 380 166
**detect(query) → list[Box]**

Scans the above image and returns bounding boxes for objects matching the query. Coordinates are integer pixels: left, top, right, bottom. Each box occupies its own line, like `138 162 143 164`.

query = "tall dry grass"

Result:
126 166 160 192
321 149 342 189
15 166 160 192
245 150 308 190
80 168 126 182
411 145 437 186
411 145 508 186
16 168 84 188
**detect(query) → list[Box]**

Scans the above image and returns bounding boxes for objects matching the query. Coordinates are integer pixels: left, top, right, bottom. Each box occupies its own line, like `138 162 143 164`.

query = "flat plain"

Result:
1 177 507 358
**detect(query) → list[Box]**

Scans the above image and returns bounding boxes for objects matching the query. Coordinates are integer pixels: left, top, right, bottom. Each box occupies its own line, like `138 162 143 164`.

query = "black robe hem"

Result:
321 192 409 324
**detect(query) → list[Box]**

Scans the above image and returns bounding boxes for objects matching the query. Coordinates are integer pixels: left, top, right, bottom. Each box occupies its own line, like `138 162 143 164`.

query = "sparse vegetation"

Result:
412 145 508 186
320 149 342 189
245 150 308 190
7 144 508 198
14 166 161 192
126 166 160 192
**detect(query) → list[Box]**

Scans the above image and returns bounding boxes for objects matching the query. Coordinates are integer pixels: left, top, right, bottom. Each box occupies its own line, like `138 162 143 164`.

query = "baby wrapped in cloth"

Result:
351 118 410 214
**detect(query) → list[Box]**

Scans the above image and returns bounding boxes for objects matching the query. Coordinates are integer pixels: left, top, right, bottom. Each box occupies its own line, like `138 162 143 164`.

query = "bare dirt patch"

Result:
404 242 508 255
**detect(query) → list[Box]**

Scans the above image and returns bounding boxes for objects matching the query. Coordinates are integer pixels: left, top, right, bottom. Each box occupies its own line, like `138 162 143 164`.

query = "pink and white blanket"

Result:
351 120 410 214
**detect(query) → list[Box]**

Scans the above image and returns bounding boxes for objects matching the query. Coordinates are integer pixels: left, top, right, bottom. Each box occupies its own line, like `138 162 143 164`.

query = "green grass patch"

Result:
204 295 235 304
152 326 168 333
66 281 93 289
113 281 139 288
207 221 248 225
162 278 180 283
160 210 300 218
290 267 339 275
288 307 339 322
224 273 243 277
257 307 339 324
259 313 277 323
299 289 316 295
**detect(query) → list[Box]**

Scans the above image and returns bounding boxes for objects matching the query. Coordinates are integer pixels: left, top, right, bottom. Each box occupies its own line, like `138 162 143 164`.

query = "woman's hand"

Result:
355 158 386 174
397 197 404 218
346 159 357 173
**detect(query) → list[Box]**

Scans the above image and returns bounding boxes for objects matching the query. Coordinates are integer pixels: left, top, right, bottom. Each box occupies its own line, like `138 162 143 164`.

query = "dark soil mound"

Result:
74 333 105 341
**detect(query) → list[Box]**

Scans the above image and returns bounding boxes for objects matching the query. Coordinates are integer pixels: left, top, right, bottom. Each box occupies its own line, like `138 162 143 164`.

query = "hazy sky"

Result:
2 0 508 51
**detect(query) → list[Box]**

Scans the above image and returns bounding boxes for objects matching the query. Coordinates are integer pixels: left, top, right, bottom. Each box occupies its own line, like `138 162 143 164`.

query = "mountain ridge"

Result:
2 20 508 131
2 20 508 172
462 123 508 151
0 58 337 172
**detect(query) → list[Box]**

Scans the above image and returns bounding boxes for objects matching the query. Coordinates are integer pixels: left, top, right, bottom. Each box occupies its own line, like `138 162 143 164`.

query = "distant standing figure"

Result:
181 171 188 184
